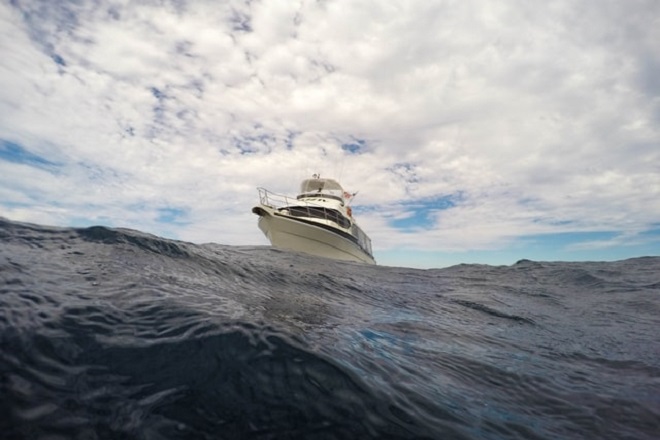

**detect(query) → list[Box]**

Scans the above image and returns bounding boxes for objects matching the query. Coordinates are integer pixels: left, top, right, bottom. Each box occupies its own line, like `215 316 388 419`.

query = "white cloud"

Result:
1 0 659 266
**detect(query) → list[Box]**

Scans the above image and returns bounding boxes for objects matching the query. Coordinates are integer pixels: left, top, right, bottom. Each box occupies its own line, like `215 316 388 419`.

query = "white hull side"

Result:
257 211 375 264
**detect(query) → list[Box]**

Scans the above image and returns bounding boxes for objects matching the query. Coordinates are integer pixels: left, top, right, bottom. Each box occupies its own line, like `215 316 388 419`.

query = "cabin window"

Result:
285 206 351 229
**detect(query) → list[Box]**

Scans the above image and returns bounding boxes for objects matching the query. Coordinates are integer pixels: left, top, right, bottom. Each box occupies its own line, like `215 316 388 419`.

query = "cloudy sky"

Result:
1 0 659 268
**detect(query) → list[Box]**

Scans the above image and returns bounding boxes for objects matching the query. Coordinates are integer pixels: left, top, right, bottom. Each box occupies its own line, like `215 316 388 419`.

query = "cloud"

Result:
1 0 659 266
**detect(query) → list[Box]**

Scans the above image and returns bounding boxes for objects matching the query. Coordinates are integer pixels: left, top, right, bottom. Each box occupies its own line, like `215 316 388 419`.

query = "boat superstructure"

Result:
251 176 375 264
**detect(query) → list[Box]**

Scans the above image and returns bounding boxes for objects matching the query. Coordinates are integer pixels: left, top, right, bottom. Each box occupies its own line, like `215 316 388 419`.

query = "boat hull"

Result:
255 207 376 264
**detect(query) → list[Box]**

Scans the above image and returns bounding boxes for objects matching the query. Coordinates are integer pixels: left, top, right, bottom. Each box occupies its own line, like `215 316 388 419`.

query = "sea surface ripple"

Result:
1 218 659 439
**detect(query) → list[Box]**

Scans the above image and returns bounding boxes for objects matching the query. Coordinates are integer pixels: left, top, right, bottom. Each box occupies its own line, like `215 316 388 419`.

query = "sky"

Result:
1 0 659 268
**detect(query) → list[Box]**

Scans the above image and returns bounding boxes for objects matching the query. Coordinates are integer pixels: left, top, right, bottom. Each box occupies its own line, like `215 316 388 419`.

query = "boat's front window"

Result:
285 206 351 229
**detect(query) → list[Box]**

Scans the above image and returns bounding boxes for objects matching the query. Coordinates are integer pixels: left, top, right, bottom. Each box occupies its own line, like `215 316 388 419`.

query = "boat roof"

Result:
299 178 344 194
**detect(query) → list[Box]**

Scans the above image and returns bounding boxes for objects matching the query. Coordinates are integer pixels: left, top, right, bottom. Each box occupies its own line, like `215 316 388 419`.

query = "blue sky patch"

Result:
51 53 66 66
284 130 298 150
378 228 660 269
1 201 32 209
341 138 366 154
156 207 189 225
232 133 277 154
522 231 617 249
517 229 660 259
50 53 66 67
230 10 252 32
390 195 457 231
387 162 419 185
151 87 166 100
0 139 58 169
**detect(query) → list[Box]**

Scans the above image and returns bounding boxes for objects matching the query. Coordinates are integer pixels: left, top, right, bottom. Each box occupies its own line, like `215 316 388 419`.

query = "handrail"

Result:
257 187 300 209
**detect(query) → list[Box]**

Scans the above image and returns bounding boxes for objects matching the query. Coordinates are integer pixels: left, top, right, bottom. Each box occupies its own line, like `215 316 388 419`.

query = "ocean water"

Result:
1 218 658 440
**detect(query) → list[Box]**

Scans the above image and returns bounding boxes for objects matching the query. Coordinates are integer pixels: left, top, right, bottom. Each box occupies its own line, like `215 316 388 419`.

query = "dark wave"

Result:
452 299 536 325
76 225 191 258
1 218 659 439
1 319 444 439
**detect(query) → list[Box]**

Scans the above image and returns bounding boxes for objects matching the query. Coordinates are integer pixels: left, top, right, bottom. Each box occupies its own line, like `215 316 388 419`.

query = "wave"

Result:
1 218 659 439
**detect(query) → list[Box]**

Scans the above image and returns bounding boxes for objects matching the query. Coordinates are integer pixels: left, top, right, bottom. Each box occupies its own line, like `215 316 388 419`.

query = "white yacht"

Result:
251 175 376 264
